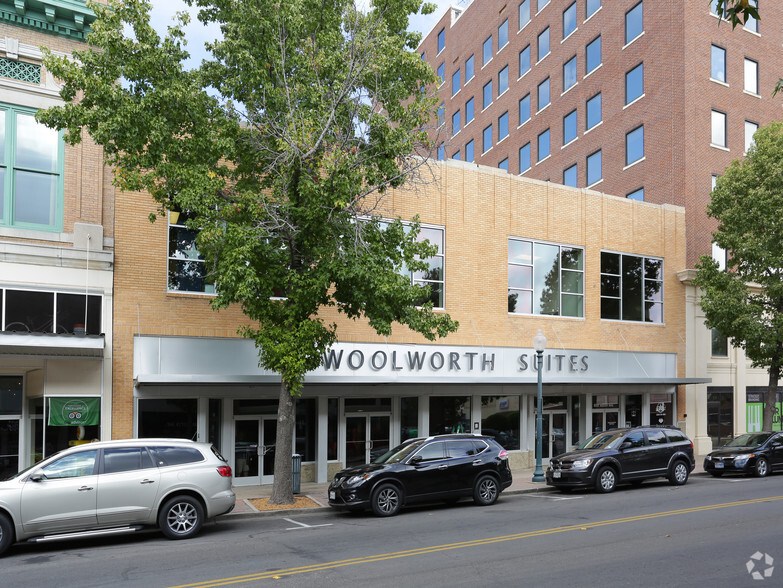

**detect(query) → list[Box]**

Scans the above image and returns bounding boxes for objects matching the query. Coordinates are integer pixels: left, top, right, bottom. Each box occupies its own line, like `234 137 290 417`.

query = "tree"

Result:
694 122 783 431
39 0 458 503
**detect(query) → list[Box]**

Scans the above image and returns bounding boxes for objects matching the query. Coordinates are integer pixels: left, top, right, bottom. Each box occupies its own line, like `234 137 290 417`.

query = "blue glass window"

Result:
452 150 461 161
519 45 531 77
437 143 445 160
466 139 475 162
483 124 493 153
437 103 445 127
563 56 577 92
466 55 475 81
519 94 531 125
711 45 725 83
499 66 509 95
563 109 577 144
437 28 445 53
744 0 757 33
538 77 550 110
625 2 643 45
499 111 509 141
437 62 445 85
563 3 577 39
587 0 601 18
626 63 643 104
564 164 577 187
483 81 493 109
586 36 601 75
627 187 644 201
452 69 461 95
499 157 509 171
587 149 602 185
452 110 461 135
538 128 550 161
519 0 531 29
626 125 644 165
538 27 550 61
520 142 531 172
466 97 475 124
499 20 509 49
483 36 493 66
586 93 601 130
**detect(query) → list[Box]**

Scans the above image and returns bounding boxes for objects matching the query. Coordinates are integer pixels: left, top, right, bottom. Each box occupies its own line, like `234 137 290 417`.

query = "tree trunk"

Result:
269 381 295 504
763 370 779 432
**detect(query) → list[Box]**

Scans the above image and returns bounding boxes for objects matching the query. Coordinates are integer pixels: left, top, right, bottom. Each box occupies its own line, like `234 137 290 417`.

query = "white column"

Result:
316 395 328 483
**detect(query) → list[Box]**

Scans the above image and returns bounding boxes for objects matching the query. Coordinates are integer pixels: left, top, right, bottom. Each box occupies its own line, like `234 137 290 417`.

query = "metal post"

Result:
532 329 547 482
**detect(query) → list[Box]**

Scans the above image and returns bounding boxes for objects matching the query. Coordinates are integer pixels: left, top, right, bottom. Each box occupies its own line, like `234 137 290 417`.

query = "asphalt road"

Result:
3 474 783 587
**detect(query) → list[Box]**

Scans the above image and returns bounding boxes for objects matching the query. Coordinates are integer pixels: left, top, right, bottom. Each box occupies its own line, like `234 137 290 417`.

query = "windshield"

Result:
373 439 426 464
577 431 626 450
724 433 774 447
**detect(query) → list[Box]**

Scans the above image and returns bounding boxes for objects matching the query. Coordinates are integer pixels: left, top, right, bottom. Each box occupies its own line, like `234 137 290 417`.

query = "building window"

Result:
437 143 445 160
538 77 550 110
587 0 601 19
452 68 461 95
563 109 577 144
508 239 584 317
712 241 726 270
452 150 460 161
499 65 509 95
499 112 509 141
466 97 474 124
520 142 531 172
519 0 531 29
625 1 643 45
625 63 643 104
711 45 726 83
483 124 493 153
499 157 509 171
600 251 663 323
539 0 551 11
711 328 728 357
538 128 550 161
411 226 445 308
587 149 602 185
466 139 475 162
711 109 727 147
564 164 577 187
483 80 493 109
437 103 445 128
2 289 101 334
519 94 531 125
499 19 509 50
627 187 644 201
519 45 531 77
563 2 577 39
744 0 758 33
437 28 445 53
745 120 758 154
563 56 577 92
586 92 601 130
710 0 720 16
586 36 601 75
744 58 758 94
437 62 445 85
466 55 475 81
483 35 493 66
0 105 64 231
538 27 550 62
481 396 520 450
168 210 215 293
452 110 461 135
626 125 644 165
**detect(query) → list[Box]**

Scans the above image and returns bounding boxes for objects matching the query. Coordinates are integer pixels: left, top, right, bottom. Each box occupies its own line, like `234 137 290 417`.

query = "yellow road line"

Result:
170 495 783 588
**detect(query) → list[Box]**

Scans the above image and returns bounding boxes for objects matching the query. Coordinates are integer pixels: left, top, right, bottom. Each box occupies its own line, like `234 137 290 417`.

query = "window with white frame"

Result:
711 110 727 147
711 45 726 83
600 251 663 323
744 58 758 94
519 45 531 77
508 238 584 317
587 0 601 18
412 226 445 308
499 19 509 50
168 210 215 293
563 2 577 39
538 27 550 61
745 120 758 154
586 36 601 75
563 56 577 92
744 0 757 33
519 0 531 28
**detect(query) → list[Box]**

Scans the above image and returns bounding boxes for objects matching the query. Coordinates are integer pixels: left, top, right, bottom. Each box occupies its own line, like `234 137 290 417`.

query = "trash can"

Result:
291 454 301 494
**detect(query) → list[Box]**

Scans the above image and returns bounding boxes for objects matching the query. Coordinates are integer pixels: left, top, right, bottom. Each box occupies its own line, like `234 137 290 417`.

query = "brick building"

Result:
0 0 113 477
419 0 783 452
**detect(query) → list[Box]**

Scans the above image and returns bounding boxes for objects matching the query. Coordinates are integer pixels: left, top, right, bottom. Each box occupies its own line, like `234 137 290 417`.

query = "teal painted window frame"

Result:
0 103 64 232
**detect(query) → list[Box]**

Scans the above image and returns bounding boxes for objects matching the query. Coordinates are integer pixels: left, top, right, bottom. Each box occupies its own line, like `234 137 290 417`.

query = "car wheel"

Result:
594 466 617 493
473 475 500 506
371 483 402 516
754 457 769 478
709 471 724 477
158 495 205 539
669 461 689 486
0 513 13 557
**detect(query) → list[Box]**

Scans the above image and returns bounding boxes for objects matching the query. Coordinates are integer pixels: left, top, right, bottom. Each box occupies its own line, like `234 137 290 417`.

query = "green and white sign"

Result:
48 397 100 426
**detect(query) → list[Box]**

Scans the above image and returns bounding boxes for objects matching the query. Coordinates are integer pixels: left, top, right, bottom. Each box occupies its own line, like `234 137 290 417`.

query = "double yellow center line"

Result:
172 495 783 587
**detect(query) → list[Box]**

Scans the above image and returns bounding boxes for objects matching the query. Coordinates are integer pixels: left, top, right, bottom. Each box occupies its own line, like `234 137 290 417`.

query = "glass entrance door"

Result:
591 410 619 434
540 412 568 460
0 418 20 480
234 417 277 485
345 414 390 468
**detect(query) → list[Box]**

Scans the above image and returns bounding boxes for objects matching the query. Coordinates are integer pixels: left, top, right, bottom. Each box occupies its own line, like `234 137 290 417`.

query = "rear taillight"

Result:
217 465 232 477
498 449 508 460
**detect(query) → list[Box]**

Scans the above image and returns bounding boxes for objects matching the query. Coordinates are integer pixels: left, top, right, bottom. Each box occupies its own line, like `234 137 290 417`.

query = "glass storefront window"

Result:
650 394 673 426
625 395 642 427
296 398 316 462
233 399 277 415
707 388 733 447
328 398 338 460
570 395 580 445
138 398 197 440
592 395 619 409
208 398 222 452
481 396 519 450
400 397 419 442
0 376 22 414
429 396 470 435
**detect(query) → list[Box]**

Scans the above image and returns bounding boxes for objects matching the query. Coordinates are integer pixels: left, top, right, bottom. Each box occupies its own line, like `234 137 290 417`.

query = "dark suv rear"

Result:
546 426 695 493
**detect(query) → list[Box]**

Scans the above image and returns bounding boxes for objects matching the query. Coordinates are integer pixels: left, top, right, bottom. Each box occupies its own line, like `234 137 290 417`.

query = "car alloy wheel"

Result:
669 461 689 486
594 466 616 493
158 496 205 539
474 475 499 506
754 457 769 478
372 483 401 516
0 513 13 556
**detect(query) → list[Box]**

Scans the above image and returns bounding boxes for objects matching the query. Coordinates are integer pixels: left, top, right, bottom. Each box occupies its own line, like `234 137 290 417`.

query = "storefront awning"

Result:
0 331 104 357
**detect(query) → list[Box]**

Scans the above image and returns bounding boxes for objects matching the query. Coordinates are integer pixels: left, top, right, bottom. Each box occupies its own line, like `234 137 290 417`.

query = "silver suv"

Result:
0 439 235 556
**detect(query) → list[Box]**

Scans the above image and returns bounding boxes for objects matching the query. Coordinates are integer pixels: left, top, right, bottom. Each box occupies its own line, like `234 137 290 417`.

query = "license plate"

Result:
715 462 724 469
329 491 336 500
553 471 561 478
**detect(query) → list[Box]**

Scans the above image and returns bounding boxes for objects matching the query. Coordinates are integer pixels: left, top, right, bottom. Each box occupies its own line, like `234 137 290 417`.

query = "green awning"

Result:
48 397 100 426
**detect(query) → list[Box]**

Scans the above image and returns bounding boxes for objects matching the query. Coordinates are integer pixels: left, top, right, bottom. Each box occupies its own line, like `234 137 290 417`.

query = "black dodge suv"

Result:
546 426 695 493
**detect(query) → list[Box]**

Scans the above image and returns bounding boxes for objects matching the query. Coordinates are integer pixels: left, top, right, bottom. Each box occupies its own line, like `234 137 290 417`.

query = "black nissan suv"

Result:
546 426 695 493
328 434 513 516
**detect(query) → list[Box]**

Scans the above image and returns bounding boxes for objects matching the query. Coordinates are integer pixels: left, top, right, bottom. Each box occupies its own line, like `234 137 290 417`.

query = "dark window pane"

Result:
5 290 53 333
621 255 643 321
138 399 197 440
148 446 204 466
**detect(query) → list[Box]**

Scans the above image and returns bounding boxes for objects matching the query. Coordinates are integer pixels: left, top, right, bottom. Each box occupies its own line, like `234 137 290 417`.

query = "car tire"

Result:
709 471 724 477
473 475 500 506
0 512 13 557
754 457 769 478
371 483 402 517
668 461 689 486
158 495 205 539
594 466 617 493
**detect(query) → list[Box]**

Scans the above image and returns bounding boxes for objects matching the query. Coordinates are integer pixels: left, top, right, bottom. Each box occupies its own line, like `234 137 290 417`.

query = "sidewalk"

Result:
227 457 708 518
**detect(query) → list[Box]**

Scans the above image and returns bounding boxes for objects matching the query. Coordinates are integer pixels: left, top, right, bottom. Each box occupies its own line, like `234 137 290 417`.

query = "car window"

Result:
473 440 489 455
103 447 155 474
624 431 645 448
664 430 687 443
147 446 204 467
580 431 625 449
412 442 445 462
41 450 98 479
646 430 667 445
447 440 477 457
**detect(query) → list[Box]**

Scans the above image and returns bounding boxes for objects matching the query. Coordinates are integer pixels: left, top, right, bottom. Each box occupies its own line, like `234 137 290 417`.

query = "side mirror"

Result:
29 472 44 482
409 455 423 464
620 441 633 450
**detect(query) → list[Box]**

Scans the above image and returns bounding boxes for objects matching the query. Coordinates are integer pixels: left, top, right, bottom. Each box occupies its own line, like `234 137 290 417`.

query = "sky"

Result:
147 0 465 66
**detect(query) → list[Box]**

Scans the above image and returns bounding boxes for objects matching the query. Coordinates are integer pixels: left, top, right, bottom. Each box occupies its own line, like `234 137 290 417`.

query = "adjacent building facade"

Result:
419 0 783 453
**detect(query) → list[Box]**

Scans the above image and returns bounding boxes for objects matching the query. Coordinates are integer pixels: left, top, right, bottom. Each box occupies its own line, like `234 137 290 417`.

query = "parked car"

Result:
546 426 695 493
328 434 512 516
704 432 783 477
0 439 235 557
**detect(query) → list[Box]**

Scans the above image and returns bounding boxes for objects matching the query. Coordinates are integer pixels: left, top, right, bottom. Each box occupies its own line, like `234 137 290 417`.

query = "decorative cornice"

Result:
0 0 96 42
